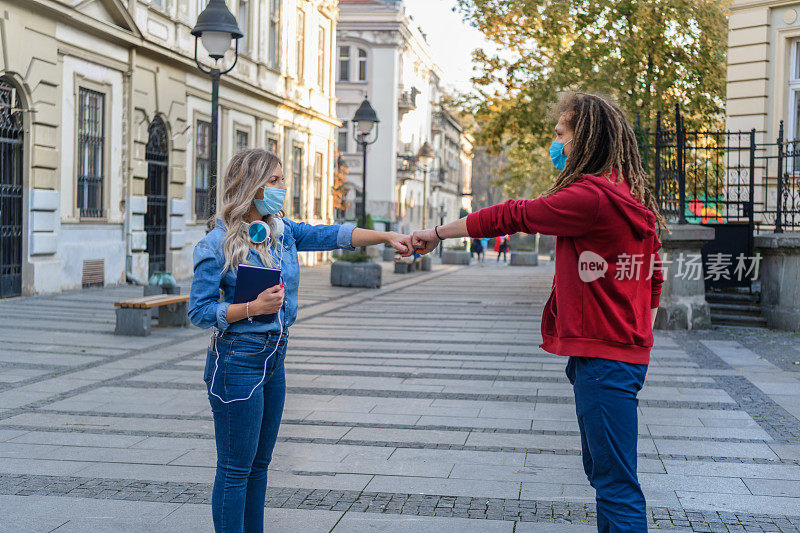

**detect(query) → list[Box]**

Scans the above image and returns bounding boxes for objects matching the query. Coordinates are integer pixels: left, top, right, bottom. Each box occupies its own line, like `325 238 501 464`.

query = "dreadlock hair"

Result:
545 91 670 236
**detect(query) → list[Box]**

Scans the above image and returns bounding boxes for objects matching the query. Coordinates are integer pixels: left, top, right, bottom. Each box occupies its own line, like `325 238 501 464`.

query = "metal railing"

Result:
638 105 799 233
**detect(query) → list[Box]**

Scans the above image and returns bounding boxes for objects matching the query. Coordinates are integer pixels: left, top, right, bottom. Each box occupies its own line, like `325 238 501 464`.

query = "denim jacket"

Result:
188 218 355 334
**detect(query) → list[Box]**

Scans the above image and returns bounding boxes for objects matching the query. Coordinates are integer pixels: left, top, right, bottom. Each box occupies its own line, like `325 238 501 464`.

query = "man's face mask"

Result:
550 138 573 171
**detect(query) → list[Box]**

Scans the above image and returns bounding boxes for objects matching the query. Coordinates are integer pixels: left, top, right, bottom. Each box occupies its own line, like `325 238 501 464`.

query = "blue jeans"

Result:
203 331 288 533
565 356 648 533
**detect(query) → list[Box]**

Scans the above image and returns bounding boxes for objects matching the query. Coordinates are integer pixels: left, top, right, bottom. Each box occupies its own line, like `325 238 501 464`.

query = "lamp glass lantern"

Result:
191 0 243 60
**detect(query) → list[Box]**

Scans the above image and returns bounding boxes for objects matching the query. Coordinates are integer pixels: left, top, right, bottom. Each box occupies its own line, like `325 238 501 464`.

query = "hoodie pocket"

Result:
542 288 557 337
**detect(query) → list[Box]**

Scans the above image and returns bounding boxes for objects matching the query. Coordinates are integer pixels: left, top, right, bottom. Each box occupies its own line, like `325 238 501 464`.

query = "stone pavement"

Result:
0 258 799 532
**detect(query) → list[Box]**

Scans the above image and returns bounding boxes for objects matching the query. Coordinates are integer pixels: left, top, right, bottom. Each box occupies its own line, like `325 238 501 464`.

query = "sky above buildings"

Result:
402 0 497 95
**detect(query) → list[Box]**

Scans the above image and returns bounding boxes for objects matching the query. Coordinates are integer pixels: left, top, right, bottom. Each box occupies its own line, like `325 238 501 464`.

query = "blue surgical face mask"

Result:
253 186 286 216
550 138 572 171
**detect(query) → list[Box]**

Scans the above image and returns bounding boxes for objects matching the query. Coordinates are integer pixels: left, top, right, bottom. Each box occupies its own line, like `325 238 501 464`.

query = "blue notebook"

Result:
233 264 282 322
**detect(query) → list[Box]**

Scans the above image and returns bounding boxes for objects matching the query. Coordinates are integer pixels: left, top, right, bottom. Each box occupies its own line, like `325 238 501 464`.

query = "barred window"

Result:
238 0 250 55
338 46 350 82
314 152 323 218
296 11 305 81
77 88 105 218
195 120 211 219
292 145 303 217
268 0 281 69
338 121 348 153
266 135 278 154
236 130 249 152
317 26 326 90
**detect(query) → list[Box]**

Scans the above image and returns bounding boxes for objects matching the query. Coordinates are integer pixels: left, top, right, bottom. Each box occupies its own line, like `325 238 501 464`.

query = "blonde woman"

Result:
189 149 412 533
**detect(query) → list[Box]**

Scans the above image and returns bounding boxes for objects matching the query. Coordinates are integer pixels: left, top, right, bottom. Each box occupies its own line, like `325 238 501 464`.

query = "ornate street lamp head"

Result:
192 0 243 60
352 98 379 136
417 141 435 168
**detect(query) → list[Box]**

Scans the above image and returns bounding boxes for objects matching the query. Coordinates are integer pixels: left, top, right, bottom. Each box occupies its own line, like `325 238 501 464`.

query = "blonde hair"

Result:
214 148 284 273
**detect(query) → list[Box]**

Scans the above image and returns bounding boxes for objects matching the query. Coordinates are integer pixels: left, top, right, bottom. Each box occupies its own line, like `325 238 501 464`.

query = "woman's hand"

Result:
385 232 414 256
252 284 285 315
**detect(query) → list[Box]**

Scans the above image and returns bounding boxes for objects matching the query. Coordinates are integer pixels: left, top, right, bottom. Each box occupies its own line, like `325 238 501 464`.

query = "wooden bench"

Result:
114 294 190 336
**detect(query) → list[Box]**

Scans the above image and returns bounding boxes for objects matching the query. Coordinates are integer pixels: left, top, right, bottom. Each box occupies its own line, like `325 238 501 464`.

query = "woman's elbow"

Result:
188 305 213 329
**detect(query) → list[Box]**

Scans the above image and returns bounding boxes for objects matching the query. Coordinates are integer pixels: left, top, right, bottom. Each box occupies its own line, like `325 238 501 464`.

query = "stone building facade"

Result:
2 0 338 297
335 0 472 234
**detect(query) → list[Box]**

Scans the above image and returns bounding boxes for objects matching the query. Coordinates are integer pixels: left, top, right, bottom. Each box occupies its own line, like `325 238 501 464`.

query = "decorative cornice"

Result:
20 0 340 126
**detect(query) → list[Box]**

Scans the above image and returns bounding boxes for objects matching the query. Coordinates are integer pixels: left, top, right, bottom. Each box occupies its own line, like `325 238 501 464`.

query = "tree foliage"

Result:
332 149 350 214
455 0 730 196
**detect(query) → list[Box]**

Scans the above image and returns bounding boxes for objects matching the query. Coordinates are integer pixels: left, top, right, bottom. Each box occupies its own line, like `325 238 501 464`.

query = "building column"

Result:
754 232 800 331
654 225 715 330
127 195 148 283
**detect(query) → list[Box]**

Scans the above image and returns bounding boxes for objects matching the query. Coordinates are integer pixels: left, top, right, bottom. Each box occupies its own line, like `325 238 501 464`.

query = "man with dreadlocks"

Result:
409 91 669 532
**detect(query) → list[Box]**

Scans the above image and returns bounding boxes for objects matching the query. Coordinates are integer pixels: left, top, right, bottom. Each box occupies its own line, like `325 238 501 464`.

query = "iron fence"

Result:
638 105 799 233
755 121 800 233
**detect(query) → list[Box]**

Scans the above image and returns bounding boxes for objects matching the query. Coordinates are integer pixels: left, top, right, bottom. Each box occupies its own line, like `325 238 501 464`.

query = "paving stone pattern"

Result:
0 261 799 532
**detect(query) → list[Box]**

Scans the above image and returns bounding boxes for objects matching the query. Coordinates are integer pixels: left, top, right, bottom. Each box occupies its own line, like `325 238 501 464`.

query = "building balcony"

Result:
398 87 420 117
397 154 419 175
431 112 445 134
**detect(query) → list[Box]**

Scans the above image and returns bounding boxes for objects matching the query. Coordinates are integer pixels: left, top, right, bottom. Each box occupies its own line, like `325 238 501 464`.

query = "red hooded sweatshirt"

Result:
466 170 663 365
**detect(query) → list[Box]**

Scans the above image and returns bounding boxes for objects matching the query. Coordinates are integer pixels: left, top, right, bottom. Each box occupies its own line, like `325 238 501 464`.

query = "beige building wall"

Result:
2 0 339 295
728 0 800 219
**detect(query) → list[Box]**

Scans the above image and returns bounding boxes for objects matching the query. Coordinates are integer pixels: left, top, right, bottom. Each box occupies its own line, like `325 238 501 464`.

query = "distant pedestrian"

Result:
470 237 484 262
496 235 510 262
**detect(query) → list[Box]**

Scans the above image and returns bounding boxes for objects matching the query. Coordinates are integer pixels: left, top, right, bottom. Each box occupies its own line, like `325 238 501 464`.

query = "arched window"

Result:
358 48 368 81
145 117 169 275
0 78 23 297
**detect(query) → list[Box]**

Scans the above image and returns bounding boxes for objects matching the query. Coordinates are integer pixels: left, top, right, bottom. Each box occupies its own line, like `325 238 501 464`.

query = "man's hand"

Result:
252 284 285 315
411 228 440 255
385 232 414 257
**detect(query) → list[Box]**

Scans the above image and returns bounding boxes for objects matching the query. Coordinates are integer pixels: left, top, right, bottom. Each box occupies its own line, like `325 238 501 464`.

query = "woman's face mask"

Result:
253 185 286 216
549 138 573 171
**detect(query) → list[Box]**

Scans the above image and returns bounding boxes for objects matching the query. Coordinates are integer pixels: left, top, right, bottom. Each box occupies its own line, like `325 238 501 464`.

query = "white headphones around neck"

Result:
244 217 284 245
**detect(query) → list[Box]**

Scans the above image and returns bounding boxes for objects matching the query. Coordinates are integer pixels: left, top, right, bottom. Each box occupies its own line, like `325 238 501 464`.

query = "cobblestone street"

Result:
1 260 799 532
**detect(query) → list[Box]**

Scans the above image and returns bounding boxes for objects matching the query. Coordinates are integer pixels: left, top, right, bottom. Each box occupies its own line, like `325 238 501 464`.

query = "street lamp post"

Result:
352 98 379 229
437 203 447 257
191 0 242 218
416 141 434 229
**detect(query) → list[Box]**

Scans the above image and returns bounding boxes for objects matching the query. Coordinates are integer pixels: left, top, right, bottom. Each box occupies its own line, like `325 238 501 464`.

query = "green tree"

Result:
456 0 730 196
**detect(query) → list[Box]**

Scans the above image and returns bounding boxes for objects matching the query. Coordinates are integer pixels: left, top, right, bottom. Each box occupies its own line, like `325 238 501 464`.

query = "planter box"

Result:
420 255 432 271
442 250 471 265
382 247 396 262
331 261 382 288
510 251 538 266
394 261 410 274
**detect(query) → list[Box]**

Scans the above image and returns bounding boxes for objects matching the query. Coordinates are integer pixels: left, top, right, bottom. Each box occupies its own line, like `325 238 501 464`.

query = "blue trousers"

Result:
565 356 648 533
203 332 288 533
